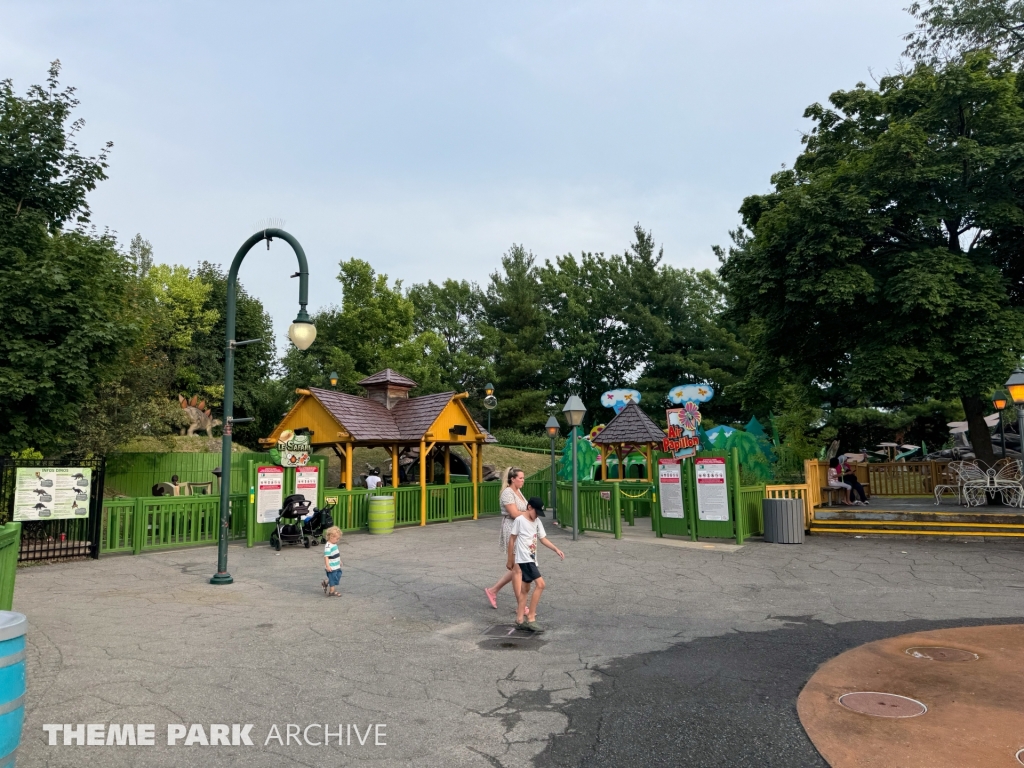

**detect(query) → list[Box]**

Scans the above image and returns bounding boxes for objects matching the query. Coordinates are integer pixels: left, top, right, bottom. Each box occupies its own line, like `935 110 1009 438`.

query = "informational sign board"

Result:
14 467 91 521
295 465 319 508
256 466 284 524
658 459 685 519
695 457 729 521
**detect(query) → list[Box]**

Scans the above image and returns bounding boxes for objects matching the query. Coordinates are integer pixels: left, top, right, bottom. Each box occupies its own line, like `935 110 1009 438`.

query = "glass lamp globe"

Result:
288 320 317 351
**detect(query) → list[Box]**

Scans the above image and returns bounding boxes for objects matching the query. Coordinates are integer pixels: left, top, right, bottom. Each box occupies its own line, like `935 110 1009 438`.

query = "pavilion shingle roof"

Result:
356 369 418 388
308 387 456 442
392 391 456 439
591 402 666 445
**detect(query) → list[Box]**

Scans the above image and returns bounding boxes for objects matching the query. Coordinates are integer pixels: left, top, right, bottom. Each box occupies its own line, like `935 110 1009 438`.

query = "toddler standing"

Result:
321 526 343 597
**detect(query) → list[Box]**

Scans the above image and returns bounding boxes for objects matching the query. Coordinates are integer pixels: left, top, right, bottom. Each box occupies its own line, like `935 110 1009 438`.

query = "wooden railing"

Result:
805 459 951 500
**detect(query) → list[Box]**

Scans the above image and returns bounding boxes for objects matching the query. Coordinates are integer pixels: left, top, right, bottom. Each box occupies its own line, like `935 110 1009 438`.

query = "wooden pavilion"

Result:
591 402 665 481
261 369 488 523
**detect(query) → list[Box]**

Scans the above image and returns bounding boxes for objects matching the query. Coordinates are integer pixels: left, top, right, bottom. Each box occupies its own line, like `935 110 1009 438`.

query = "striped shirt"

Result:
324 541 341 571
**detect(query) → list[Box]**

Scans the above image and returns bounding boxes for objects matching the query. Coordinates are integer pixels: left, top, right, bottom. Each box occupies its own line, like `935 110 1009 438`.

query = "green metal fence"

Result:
738 485 766 539
101 494 249 554
105 451 258 497
0 523 21 610
555 482 623 538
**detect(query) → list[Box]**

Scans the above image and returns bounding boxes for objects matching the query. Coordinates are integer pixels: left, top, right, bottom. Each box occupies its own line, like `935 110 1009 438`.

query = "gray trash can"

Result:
762 498 805 543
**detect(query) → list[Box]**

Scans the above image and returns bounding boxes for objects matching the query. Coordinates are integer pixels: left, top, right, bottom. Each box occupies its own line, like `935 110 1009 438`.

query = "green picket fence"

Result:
101 494 248 554
555 482 623 538
738 485 766 539
0 522 21 610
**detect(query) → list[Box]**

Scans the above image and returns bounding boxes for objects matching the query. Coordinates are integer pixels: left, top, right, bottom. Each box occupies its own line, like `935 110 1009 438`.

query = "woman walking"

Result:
484 467 527 609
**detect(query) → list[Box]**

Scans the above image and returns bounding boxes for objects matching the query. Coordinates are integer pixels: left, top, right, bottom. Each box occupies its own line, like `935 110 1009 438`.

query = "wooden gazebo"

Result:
591 402 665 481
261 369 487 523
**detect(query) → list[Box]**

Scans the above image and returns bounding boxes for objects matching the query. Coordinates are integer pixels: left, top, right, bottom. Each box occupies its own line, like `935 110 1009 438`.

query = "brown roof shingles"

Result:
310 388 402 441
392 391 455 439
592 402 666 445
309 387 457 442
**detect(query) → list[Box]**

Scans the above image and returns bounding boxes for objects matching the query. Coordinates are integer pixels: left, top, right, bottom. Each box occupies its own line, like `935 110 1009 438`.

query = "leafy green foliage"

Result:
720 53 1024 465
906 0 1024 62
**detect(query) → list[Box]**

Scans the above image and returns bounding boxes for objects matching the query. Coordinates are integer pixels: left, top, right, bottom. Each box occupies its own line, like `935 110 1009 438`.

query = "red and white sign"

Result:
256 466 284 524
695 457 728 521
658 458 685 519
295 465 319 508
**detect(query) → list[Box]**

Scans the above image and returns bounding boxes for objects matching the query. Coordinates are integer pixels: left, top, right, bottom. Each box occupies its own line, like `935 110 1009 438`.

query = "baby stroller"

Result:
302 501 335 547
269 494 312 551
269 495 335 551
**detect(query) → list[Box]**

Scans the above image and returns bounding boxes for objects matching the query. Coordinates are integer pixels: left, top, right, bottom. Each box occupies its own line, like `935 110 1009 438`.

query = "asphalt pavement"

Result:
14 517 1024 767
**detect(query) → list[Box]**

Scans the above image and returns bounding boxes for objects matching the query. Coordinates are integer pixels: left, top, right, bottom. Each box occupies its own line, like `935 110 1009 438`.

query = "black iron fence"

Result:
0 458 105 562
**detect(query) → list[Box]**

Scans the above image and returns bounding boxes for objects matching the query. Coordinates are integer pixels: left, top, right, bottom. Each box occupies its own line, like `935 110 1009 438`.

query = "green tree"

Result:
282 258 445 398
719 53 1024 465
481 245 553 432
0 63 134 456
408 278 492 395
906 0 1024 62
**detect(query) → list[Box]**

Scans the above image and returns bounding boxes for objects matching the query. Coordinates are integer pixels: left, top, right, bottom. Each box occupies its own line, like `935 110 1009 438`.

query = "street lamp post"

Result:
1004 369 1024 458
992 391 1008 458
483 383 496 435
562 395 586 542
211 228 316 586
545 416 560 524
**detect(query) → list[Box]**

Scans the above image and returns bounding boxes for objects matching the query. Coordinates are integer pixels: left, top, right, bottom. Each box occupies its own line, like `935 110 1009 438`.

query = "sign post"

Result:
256 466 284 525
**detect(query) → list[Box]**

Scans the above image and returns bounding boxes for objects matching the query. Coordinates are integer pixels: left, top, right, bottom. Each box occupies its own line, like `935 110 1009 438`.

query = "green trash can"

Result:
368 495 395 535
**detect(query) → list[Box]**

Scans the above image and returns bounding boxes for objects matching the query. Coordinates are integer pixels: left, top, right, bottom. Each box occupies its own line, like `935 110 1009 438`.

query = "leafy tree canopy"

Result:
720 52 1024 464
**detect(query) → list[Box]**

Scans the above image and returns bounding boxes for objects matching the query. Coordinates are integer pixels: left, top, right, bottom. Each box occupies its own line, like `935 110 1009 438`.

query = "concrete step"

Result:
814 508 1024 525
810 517 1024 538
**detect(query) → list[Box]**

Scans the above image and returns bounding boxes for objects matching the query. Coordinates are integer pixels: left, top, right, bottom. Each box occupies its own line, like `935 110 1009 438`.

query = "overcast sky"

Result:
3 1 911 345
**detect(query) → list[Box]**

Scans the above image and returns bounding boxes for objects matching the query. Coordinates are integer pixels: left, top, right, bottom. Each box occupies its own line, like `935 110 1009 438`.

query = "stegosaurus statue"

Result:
177 394 223 437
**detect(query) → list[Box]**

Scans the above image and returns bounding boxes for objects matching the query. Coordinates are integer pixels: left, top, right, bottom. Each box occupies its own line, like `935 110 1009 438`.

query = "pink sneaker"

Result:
484 588 497 609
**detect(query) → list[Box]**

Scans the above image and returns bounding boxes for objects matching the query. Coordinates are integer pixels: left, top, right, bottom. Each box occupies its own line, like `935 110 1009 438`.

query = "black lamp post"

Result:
992 391 1008 458
211 228 316 586
562 395 586 541
545 416 560 523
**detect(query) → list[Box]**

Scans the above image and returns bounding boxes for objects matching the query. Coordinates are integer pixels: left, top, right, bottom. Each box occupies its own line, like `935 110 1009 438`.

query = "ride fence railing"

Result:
101 494 249 555
804 459 951 500
0 523 21 610
736 483 814 536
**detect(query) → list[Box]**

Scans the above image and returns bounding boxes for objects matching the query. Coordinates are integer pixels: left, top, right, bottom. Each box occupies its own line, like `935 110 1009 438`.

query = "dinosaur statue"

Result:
178 395 223 437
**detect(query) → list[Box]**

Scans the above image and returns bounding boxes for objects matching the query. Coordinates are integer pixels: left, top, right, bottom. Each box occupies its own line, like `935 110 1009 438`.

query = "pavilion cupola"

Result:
357 369 418 410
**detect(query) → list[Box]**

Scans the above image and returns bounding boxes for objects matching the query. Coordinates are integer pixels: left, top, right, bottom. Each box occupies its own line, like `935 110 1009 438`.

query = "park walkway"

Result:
15 517 1024 767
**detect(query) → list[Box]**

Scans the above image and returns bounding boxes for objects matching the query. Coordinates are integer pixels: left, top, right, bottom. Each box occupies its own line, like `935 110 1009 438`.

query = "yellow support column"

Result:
444 445 451 485
471 442 479 519
392 445 399 488
345 443 353 491
419 440 427 526
600 446 608 482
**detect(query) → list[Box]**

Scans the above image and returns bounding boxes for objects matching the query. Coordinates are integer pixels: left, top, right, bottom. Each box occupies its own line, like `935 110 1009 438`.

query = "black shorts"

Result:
518 561 541 583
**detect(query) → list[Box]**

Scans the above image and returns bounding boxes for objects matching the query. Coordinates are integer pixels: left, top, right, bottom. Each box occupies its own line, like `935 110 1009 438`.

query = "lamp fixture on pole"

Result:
329 371 339 388
993 390 1008 458
545 416 560 524
562 395 586 541
1005 369 1024 461
212 228 315 586
483 383 497 435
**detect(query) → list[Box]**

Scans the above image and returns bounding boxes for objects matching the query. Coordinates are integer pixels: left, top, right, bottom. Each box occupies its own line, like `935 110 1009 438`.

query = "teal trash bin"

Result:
0 613 25 768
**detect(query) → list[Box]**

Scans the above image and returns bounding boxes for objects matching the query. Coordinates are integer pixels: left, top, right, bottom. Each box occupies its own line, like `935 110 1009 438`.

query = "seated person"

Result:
838 455 869 504
365 469 382 490
827 457 855 506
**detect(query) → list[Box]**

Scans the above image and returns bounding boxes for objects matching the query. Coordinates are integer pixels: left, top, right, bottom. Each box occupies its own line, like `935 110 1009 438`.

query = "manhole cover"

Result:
483 625 537 639
838 692 927 718
905 646 978 662
1016 747 1024 765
